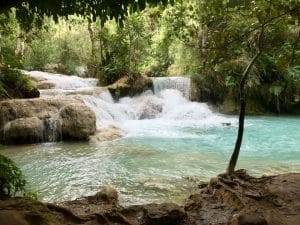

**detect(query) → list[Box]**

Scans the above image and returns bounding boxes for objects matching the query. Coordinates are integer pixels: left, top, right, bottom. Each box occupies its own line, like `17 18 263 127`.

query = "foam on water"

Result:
25 71 98 89
80 88 235 138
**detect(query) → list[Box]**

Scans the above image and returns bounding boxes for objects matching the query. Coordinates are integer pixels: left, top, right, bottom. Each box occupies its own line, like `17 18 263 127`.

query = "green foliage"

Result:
0 65 39 99
98 65 124 86
0 154 26 197
194 0 300 112
0 81 9 99
0 0 299 113
0 12 23 68
23 38 56 71
2 0 172 29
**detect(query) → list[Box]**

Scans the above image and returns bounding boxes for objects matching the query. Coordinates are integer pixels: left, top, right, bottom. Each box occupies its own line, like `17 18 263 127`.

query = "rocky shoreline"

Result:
0 171 299 225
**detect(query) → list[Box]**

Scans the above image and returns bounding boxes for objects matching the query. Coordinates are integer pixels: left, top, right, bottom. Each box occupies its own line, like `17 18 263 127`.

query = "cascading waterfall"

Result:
26 71 233 140
151 77 191 100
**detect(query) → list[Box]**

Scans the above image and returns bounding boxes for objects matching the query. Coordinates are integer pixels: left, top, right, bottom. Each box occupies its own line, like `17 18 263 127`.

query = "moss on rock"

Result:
0 65 40 100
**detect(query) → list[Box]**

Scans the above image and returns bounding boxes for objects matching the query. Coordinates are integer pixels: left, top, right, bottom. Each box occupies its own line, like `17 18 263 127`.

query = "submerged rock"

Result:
89 126 123 142
139 100 163 119
0 97 96 144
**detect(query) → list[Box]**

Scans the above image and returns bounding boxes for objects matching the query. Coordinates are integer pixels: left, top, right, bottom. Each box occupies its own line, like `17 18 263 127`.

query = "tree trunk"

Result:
226 27 265 175
290 26 300 66
87 17 96 77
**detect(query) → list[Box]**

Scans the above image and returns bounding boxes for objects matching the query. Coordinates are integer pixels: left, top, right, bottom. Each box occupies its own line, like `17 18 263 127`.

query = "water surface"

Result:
1 116 299 205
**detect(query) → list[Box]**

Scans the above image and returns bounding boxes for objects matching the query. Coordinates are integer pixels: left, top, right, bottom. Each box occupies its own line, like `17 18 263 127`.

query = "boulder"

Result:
0 97 96 144
107 75 153 100
89 127 122 143
59 103 96 140
144 203 186 225
3 117 44 144
94 186 118 205
139 100 163 119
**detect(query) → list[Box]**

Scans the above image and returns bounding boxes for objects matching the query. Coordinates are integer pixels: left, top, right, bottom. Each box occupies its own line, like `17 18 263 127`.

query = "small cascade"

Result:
25 71 98 89
44 116 62 142
81 90 139 128
152 77 191 100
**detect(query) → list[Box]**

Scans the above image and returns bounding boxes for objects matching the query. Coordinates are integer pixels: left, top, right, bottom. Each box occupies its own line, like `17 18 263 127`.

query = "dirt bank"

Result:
0 171 299 225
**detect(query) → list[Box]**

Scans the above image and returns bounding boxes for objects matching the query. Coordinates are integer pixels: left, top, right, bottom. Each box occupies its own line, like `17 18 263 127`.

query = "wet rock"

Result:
0 97 96 144
139 101 162 119
59 103 96 140
59 186 119 217
89 127 123 142
95 186 118 205
190 77 200 102
234 212 268 225
107 75 153 100
3 117 44 144
0 173 299 225
37 81 56 89
144 203 186 225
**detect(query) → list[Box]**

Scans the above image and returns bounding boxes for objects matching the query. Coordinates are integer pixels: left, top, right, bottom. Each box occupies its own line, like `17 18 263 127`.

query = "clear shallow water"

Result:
1 116 300 206
2 72 300 205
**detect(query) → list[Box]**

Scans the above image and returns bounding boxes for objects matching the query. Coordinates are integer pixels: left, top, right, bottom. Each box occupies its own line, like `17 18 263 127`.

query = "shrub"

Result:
0 65 39 99
0 154 26 197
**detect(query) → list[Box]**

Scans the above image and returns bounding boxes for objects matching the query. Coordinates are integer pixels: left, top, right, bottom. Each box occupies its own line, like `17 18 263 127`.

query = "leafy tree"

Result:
198 0 300 174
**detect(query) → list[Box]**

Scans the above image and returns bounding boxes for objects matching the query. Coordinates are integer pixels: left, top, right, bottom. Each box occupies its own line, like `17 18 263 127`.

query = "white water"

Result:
29 71 233 135
25 71 98 89
152 76 191 100
44 115 62 142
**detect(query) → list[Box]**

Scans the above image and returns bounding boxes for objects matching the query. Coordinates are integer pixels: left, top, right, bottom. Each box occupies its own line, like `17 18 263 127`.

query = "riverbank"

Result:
1 171 299 225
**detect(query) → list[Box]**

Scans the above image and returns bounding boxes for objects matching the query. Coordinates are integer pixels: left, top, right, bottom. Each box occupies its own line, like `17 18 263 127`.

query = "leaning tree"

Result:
199 0 300 175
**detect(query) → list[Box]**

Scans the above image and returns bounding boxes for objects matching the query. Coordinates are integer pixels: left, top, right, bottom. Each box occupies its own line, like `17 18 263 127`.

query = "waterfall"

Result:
152 77 191 100
31 71 233 140
44 116 62 142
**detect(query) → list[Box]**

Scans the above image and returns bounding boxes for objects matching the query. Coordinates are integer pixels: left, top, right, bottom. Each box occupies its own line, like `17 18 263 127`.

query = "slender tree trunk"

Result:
98 22 103 67
0 33 3 63
226 27 265 175
290 26 300 66
87 17 96 77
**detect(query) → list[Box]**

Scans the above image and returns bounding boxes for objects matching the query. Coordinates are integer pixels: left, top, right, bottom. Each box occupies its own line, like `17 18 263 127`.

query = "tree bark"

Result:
226 27 265 175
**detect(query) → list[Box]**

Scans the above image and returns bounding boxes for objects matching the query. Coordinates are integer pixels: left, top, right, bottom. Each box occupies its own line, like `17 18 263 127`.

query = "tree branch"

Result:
201 6 299 51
